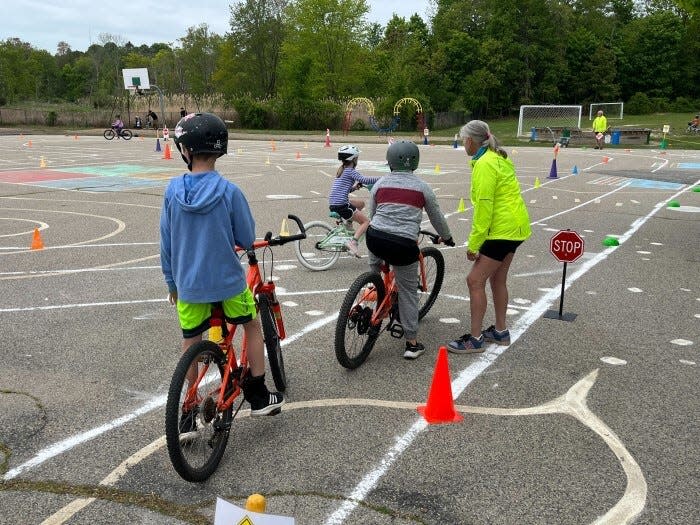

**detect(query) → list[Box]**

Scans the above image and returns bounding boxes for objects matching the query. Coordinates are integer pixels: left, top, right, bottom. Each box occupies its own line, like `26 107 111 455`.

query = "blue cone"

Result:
572 165 578 175
548 158 558 179
155 138 161 152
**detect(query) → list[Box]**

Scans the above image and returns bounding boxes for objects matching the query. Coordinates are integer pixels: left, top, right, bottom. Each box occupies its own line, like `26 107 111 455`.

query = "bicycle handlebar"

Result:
237 215 307 252
419 230 455 246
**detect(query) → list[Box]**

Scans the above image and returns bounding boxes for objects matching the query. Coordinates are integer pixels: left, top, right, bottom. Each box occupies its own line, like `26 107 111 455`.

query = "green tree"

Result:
222 0 287 97
178 24 223 103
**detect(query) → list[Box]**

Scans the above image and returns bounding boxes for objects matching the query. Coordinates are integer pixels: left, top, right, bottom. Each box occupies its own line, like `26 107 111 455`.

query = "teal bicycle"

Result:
294 212 360 271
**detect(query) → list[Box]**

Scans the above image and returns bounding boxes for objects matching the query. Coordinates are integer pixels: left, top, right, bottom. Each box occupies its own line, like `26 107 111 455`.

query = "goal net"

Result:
517 105 582 137
589 102 624 120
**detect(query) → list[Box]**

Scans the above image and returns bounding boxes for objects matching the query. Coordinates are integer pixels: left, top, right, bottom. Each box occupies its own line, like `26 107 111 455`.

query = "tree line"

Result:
1 0 698 130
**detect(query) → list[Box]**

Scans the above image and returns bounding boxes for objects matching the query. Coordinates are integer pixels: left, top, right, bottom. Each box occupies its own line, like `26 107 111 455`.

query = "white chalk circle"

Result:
670 339 693 346
601 357 627 366
627 287 643 293
266 194 303 200
679 360 696 366
305 310 324 316
281 301 297 307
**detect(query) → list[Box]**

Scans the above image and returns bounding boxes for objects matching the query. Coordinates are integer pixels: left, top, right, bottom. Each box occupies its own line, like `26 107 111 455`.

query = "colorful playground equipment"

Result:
343 97 425 136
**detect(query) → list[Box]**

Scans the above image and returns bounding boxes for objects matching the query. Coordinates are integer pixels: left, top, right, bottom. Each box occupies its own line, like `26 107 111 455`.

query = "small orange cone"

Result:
28 140 33 148
324 128 331 147
417 347 463 424
30 228 44 250
74 134 78 140
271 140 276 152
296 151 301 160
163 143 172 160
602 156 609 164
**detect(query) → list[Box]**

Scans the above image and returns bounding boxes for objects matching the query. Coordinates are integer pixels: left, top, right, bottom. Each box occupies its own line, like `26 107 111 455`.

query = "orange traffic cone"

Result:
28 140 32 148
417 347 463 424
602 156 609 164
324 128 331 147
30 228 44 250
163 143 172 160
296 151 301 160
271 140 276 152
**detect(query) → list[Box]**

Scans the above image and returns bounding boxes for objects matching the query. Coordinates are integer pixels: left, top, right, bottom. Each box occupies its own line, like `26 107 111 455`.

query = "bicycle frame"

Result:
368 252 428 326
181 216 304 415
315 220 355 251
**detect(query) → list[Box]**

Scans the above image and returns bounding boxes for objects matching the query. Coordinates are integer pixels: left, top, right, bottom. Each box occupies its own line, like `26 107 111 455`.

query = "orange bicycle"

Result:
165 215 306 482
334 231 450 369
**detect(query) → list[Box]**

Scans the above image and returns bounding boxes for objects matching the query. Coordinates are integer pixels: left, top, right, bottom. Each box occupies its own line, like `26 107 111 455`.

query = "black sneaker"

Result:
403 341 425 360
242 374 284 416
249 391 285 416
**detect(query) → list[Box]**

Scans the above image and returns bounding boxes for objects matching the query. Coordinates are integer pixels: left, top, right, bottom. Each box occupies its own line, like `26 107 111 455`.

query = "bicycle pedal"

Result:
388 322 404 338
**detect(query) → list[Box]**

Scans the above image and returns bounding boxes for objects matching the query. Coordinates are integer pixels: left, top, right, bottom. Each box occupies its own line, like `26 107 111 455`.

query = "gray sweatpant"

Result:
369 254 420 341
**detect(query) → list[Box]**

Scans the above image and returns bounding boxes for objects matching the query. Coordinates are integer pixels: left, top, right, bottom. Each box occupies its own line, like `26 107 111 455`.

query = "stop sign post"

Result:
544 229 584 321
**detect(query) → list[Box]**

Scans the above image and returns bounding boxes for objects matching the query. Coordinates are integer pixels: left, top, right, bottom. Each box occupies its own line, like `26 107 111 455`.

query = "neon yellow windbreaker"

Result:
592 116 608 133
468 149 531 252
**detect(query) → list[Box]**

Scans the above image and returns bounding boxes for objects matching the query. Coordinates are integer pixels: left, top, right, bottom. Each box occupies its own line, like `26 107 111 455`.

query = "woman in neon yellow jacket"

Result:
448 120 531 354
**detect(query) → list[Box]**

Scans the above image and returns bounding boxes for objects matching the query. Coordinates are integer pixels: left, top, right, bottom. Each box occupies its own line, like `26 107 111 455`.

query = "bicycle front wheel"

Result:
121 129 133 140
335 272 385 369
294 221 341 271
103 129 115 140
417 246 445 319
258 294 286 392
165 340 232 482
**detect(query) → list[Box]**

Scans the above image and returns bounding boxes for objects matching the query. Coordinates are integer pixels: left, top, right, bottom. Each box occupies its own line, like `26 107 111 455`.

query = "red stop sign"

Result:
550 230 584 263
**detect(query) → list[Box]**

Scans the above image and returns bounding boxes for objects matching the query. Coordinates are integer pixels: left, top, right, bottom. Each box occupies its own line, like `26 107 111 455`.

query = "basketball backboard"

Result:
122 68 150 91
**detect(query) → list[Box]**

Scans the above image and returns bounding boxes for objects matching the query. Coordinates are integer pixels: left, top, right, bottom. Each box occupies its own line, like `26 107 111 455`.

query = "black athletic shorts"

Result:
329 203 356 220
478 239 523 262
366 227 419 266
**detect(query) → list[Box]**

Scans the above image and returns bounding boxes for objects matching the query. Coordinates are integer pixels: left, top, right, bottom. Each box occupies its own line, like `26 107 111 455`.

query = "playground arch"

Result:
342 97 425 135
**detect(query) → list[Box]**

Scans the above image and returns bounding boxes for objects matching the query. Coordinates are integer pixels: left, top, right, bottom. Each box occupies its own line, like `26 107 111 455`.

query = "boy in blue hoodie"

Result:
160 113 283 417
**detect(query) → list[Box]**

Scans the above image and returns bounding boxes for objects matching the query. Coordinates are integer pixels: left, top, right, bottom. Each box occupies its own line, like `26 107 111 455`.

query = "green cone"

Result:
667 200 680 208
603 236 620 247
693 186 700 193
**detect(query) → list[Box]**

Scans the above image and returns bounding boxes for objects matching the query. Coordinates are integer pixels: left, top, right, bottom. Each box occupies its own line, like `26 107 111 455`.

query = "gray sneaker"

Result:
482 325 511 345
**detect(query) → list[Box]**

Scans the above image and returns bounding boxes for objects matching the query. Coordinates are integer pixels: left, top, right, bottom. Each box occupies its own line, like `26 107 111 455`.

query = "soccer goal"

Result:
517 105 582 138
589 102 624 120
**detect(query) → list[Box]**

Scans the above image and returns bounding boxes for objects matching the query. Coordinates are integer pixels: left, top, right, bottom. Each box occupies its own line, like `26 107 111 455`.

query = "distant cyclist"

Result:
111 114 125 138
328 145 380 257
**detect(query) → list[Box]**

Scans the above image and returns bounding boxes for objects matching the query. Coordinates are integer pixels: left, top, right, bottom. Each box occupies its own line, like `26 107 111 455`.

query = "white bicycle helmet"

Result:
338 145 360 162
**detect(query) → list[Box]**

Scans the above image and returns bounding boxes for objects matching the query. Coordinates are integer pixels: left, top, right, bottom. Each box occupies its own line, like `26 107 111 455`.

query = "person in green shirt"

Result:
448 120 532 354
592 110 608 150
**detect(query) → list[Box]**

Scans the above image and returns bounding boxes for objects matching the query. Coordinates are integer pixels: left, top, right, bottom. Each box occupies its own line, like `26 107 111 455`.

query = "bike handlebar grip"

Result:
444 237 455 247
287 214 306 236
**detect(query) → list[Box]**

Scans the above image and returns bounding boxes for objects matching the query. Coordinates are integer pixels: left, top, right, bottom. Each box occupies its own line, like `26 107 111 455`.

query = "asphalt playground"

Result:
0 131 698 525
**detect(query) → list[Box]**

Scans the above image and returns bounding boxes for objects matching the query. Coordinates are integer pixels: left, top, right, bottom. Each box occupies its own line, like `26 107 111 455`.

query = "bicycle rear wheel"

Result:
335 272 385 369
103 129 115 140
417 246 445 319
258 294 286 392
121 129 133 140
165 340 233 482
294 221 341 271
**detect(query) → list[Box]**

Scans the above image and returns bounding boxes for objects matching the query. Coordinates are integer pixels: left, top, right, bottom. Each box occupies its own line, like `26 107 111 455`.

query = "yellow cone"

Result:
39 156 46 168
534 177 541 188
246 493 266 513
280 218 290 236
434 163 441 174
457 198 466 213
265 156 270 165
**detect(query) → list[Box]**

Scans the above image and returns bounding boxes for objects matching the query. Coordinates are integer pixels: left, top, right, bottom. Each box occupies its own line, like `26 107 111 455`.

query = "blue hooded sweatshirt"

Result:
160 171 256 303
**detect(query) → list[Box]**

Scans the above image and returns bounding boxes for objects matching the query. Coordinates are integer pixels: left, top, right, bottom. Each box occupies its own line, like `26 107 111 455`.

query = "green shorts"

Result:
177 288 257 338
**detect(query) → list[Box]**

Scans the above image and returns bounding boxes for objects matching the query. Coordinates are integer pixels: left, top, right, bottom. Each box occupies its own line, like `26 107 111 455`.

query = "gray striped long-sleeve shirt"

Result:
368 171 451 242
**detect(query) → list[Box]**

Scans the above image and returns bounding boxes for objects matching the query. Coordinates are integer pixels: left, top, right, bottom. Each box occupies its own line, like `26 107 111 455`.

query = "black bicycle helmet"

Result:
386 140 420 171
174 112 228 169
